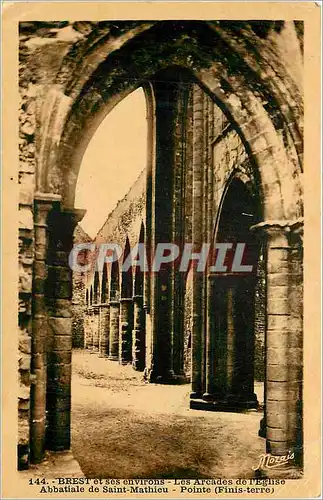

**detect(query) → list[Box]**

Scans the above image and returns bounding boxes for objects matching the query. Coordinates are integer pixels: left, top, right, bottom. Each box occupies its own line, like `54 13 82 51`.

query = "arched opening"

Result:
74 87 147 238
91 271 100 352
134 222 145 297
110 256 120 302
206 178 262 408
101 263 108 305
121 237 133 299
98 262 110 358
93 271 100 304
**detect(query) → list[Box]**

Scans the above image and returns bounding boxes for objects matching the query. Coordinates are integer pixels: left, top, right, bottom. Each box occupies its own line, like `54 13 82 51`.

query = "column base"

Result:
17 444 29 470
190 392 259 412
190 391 203 399
255 456 303 479
148 369 186 385
119 360 132 366
107 355 118 361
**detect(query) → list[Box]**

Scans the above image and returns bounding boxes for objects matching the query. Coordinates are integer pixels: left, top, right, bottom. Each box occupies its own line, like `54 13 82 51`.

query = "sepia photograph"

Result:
1 2 321 498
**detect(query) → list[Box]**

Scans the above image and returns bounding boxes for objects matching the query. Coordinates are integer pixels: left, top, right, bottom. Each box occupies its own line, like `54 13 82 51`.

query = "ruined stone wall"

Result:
18 30 38 469
181 89 265 380
18 22 87 468
17 20 303 467
95 170 146 255
83 170 146 349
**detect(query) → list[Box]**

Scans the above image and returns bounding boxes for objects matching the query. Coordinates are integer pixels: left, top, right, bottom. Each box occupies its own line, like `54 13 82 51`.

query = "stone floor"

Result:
19 450 84 478
70 349 266 479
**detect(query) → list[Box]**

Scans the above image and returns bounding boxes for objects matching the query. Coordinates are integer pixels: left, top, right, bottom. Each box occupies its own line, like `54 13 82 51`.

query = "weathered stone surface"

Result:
19 332 31 354
19 355 31 371
19 207 33 231
48 317 72 337
52 335 72 352
17 20 303 474
47 299 72 318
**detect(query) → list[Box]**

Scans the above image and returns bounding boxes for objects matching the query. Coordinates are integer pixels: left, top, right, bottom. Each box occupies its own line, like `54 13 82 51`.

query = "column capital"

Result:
46 206 86 252
120 297 133 303
61 206 87 225
34 193 61 225
109 300 120 307
289 219 304 246
34 191 62 204
250 218 303 234
250 218 304 248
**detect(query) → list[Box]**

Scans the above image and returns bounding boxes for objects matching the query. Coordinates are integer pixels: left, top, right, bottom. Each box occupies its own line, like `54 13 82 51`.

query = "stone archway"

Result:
98 262 110 358
201 176 262 409
21 20 304 471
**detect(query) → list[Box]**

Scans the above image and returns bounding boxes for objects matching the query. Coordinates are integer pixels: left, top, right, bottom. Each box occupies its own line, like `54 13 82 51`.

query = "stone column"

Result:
203 272 257 408
288 222 303 466
204 275 215 398
190 86 205 398
202 98 214 400
132 295 146 371
30 194 60 463
233 275 258 406
85 306 94 350
252 221 303 462
119 297 133 364
46 206 85 451
99 303 110 357
212 275 228 399
226 285 236 395
149 80 177 382
108 300 120 360
171 84 190 378
83 307 90 349
92 304 100 352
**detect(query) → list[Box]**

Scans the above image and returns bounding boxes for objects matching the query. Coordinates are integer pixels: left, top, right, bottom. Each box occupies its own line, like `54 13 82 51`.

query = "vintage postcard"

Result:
1 1 321 498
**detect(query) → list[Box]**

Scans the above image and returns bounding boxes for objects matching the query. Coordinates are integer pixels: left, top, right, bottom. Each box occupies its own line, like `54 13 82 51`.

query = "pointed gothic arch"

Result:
101 262 109 304
204 176 261 407
24 20 304 471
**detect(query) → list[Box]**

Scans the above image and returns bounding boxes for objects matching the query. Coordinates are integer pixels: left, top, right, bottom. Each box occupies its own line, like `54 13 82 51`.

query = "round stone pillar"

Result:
83 307 90 349
132 295 146 371
201 272 258 410
190 85 205 398
92 304 100 352
204 275 215 398
46 206 85 451
119 298 133 364
109 300 120 360
30 194 59 463
251 220 303 467
99 303 110 357
85 307 94 350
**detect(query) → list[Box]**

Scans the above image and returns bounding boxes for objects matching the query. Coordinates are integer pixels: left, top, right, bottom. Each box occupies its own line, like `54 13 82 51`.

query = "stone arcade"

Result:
18 21 303 474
